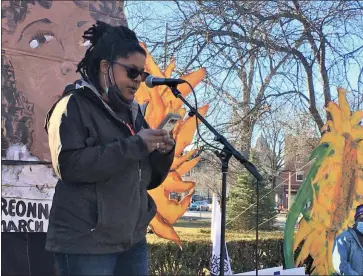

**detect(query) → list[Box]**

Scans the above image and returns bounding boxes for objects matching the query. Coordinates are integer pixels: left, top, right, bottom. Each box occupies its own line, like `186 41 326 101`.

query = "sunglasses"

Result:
111 61 149 82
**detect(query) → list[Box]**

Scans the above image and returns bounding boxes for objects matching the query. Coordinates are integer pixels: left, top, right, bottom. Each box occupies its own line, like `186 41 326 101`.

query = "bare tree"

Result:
193 155 224 199
255 107 320 189
129 0 363 158
257 121 285 189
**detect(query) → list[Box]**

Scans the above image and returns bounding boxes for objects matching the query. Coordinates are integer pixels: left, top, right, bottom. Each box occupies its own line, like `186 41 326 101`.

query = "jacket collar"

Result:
348 227 363 250
75 79 141 126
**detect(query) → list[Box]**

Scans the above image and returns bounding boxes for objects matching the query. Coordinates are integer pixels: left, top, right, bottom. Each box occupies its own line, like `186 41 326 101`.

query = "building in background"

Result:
276 135 319 209
182 153 214 201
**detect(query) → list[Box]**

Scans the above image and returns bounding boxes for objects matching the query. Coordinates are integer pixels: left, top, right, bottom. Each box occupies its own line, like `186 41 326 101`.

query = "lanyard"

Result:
122 120 136 136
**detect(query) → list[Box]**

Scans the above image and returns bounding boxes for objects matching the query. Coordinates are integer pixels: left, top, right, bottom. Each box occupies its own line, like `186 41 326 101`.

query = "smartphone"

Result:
157 113 182 132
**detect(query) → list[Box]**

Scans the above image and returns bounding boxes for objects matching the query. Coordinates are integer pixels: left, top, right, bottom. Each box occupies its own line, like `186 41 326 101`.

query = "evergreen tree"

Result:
227 150 276 231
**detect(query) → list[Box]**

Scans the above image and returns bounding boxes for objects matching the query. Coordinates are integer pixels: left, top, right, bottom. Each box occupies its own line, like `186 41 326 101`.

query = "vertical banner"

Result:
210 194 233 275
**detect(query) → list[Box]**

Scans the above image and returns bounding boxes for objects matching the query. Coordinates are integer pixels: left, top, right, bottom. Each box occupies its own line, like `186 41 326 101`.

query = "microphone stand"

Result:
168 85 263 276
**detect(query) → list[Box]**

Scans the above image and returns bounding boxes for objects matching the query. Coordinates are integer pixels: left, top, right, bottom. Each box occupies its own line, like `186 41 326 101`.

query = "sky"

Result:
125 1 362 103
124 1 363 150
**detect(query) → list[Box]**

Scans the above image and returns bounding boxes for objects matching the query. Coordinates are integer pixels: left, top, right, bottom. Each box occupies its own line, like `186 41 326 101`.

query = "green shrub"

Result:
147 238 284 275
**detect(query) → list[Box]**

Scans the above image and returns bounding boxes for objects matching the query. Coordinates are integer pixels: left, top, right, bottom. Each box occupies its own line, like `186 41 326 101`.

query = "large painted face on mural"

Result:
1 0 127 161
1 0 204 240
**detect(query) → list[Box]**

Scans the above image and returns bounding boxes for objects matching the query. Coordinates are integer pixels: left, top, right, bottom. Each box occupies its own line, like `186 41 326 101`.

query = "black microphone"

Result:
145 75 185 88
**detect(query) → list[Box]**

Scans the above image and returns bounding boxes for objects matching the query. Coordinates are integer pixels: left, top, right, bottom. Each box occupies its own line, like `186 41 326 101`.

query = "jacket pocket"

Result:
93 173 140 245
135 190 157 233
90 183 99 232
50 180 98 234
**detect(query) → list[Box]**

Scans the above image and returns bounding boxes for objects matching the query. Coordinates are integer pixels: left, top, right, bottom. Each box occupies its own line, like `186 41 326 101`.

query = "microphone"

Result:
145 75 185 88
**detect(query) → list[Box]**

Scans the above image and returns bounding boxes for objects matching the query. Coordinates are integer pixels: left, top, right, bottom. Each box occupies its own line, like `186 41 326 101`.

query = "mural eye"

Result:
29 33 55 49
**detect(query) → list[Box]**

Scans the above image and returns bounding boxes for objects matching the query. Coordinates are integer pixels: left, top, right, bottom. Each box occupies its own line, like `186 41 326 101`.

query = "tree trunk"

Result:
239 118 255 159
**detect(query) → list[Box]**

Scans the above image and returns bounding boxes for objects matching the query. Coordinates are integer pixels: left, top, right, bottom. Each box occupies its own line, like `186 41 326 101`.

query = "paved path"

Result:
183 210 212 219
182 211 288 230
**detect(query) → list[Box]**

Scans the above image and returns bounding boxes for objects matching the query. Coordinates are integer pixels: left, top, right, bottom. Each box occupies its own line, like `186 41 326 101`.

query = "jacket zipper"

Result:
134 161 142 236
138 162 142 183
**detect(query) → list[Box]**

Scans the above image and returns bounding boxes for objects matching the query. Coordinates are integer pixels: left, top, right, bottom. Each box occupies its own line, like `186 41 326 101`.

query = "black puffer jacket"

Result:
44 79 174 254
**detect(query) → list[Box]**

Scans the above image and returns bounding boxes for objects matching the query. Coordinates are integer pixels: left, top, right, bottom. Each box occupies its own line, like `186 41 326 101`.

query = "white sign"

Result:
1 145 57 233
234 266 282 275
1 198 52 232
235 266 306 275
280 267 306 275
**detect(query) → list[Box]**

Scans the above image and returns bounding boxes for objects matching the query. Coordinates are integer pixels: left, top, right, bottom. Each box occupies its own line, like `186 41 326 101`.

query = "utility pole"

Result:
288 171 292 210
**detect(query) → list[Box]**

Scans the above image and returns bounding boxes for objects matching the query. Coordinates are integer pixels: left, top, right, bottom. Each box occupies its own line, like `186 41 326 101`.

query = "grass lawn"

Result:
173 219 210 228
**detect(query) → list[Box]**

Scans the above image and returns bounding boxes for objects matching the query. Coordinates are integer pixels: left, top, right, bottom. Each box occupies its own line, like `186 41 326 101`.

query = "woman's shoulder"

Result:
45 80 94 123
46 92 79 123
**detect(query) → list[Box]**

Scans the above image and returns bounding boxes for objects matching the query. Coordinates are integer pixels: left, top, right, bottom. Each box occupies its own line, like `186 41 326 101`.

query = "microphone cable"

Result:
184 81 222 153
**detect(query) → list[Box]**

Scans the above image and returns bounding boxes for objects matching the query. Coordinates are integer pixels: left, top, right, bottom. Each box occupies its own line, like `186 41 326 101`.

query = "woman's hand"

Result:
156 130 175 154
137 129 170 152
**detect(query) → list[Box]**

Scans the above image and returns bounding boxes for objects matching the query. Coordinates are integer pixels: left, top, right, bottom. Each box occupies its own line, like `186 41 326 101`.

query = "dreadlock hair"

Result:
76 21 146 92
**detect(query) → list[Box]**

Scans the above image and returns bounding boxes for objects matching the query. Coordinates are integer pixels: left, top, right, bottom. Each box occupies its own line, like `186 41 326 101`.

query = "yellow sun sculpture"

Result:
135 44 209 246
284 88 363 275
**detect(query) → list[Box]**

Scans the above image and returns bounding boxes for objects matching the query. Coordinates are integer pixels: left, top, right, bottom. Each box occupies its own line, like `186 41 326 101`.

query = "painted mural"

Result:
1 0 204 243
2 0 127 161
135 45 208 246
1 0 128 231
283 88 363 275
